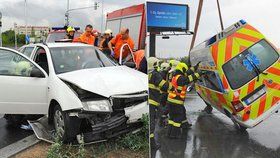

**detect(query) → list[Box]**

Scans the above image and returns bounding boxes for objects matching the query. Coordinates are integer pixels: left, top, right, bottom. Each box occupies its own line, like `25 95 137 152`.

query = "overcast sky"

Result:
0 0 144 31
150 0 280 58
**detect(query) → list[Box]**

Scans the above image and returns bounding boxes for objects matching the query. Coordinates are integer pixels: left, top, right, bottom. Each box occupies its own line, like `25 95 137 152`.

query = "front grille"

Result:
111 93 148 111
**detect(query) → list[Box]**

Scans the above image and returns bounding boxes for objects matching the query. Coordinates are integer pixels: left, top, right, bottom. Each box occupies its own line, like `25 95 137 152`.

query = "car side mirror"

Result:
123 62 136 68
30 68 45 78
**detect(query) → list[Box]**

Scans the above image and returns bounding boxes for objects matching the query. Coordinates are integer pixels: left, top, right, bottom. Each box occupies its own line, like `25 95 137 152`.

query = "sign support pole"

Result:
149 33 156 57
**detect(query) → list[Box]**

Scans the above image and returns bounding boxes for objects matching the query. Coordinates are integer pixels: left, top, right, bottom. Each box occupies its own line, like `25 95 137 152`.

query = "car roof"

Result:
46 43 91 48
0 47 19 53
49 30 66 33
20 43 94 50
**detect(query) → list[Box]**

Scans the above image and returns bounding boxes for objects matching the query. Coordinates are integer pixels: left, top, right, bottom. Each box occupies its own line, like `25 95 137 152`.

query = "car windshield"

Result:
50 46 117 74
46 32 81 43
223 39 279 89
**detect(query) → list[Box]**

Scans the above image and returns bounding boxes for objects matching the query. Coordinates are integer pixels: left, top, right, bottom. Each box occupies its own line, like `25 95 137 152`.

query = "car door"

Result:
198 71 225 109
0 48 48 114
119 43 135 65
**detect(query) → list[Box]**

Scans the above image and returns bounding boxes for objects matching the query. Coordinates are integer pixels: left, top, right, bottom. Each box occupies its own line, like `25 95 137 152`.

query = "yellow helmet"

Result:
160 62 170 71
148 57 160 71
67 26 75 33
169 60 180 72
175 62 189 73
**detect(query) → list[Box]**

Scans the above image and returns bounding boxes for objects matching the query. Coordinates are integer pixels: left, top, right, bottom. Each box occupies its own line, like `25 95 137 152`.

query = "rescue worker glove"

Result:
111 50 115 57
194 61 201 71
196 69 205 76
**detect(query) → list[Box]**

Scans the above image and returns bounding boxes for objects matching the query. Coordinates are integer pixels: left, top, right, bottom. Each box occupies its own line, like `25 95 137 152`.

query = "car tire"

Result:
203 103 213 114
53 104 81 142
230 115 247 132
196 92 213 114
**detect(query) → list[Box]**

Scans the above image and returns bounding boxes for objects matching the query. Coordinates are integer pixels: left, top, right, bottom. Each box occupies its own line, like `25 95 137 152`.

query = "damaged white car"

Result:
0 43 148 142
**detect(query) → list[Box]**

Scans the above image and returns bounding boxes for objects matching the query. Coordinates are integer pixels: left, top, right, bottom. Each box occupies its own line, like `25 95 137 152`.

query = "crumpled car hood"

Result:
57 66 148 98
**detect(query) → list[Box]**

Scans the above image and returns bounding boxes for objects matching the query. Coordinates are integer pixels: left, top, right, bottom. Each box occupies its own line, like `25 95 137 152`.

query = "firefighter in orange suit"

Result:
167 62 203 138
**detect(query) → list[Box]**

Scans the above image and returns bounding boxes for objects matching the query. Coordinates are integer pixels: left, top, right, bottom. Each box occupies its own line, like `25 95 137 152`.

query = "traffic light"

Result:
94 2 98 10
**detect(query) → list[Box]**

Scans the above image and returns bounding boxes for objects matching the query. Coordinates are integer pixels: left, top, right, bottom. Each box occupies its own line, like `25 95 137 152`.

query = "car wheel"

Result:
196 92 213 114
203 103 213 114
53 104 81 142
230 115 247 132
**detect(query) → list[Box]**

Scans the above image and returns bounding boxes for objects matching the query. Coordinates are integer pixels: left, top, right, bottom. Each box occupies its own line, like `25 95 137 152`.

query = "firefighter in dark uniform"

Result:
148 57 172 150
185 62 213 114
159 62 171 127
155 60 180 127
167 62 203 138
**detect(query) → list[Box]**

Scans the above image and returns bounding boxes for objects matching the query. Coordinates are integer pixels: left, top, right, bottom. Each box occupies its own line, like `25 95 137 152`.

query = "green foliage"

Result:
118 114 149 151
47 135 86 158
31 27 35 37
76 143 86 158
2 30 25 47
47 137 64 158
46 114 149 157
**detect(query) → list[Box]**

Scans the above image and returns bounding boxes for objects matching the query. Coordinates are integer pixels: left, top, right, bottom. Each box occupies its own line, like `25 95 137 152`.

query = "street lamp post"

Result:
101 0 104 33
64 1 99 27
24 0 28 44
65 0 70 26
14 23 17 49
0 11 2 47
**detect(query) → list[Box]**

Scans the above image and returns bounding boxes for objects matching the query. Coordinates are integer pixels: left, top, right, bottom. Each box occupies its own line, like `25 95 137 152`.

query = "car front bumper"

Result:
72 101 147 143
81 114 143 143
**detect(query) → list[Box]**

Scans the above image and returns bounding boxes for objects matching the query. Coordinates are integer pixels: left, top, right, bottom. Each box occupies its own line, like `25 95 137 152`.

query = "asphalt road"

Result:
0 114 33 149
153 96 280 158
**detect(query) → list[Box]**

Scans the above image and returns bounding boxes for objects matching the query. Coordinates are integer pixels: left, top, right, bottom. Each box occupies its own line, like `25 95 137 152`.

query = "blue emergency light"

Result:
51 27 80 31
239 19 246 25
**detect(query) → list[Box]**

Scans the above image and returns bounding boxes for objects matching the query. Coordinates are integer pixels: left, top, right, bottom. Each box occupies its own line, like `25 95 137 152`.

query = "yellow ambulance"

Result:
190 20 280 130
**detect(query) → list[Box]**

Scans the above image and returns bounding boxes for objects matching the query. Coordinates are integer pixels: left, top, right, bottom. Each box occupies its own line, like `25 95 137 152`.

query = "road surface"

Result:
0 114 33 149
153 96 280 158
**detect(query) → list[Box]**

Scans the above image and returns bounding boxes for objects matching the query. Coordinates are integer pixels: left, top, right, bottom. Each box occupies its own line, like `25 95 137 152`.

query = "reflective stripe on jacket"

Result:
149 70 172 106
168 74 187 105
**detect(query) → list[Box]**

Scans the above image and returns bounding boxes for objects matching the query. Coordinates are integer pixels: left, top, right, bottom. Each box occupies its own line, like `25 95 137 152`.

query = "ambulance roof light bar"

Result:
206 19 247 46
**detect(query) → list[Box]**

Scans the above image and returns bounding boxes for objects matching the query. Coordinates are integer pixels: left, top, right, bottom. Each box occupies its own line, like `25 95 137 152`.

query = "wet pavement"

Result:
0 115 33 149
153 96 280 158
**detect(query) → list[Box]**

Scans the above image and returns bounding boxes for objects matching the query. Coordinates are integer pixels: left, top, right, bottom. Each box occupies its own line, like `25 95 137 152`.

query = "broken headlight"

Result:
82 100 112 112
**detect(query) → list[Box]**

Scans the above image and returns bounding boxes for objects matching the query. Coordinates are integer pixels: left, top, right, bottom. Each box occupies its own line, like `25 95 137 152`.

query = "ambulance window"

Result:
223 39 279 89
202 71 224 92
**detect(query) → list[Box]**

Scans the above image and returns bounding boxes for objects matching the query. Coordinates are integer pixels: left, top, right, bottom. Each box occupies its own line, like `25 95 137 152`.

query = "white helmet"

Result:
148 57 160 71
160 62 170 71
104 29 112 34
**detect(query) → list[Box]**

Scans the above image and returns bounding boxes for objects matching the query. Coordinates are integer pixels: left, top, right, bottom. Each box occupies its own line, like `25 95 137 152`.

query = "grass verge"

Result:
46 114 149 158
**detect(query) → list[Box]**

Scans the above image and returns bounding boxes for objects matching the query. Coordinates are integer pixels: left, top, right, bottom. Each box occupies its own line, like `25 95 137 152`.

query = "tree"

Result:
2 29 25 47
31 27 35 37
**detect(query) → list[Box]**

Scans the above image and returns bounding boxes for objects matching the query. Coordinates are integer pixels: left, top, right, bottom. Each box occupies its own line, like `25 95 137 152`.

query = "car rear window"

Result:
222 39 279 89
46 32 82 43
